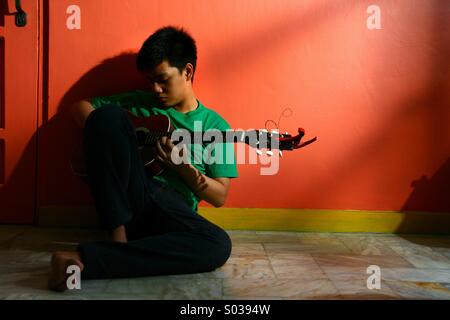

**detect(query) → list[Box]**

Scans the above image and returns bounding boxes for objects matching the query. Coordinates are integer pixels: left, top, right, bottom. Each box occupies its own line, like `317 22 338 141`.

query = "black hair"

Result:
136 26 197 81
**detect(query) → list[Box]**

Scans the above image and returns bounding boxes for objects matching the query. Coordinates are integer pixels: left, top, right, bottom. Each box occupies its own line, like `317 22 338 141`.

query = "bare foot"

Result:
48 251 84 292
109 225 128 243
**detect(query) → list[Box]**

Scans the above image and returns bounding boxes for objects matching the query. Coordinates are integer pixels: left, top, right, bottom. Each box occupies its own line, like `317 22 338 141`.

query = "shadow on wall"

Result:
394 158 450 234
394 0 450 235
0 51 144 223
394 159 450 251
37 53 146 215
403 158 450 213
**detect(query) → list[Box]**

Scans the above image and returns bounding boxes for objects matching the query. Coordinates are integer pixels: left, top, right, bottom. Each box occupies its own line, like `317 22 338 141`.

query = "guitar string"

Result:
264 107 293 134
139 110 295 147
261 107 293 150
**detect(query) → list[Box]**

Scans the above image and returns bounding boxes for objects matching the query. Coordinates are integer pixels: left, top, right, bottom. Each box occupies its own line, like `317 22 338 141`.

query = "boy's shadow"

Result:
40 52 148 207
0 53 145 235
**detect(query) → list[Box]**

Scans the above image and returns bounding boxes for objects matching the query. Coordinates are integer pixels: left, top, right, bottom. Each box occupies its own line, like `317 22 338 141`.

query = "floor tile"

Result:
268 253 327 280
264 239 352 255
320 266 400 299
217 257 276 279
230 243 266 258
223 278 339 299
336 236 399 256
0 226 29 244
382 268 450 283
386 280 450 300
388 245 450 269
312 254 414 269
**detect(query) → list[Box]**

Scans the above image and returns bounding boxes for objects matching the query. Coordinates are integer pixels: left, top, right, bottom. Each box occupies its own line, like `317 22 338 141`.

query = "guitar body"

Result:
70 110 174 179
127 111 174 177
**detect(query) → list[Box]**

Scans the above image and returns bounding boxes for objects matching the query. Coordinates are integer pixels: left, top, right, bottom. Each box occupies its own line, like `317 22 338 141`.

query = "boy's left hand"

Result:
154 136 187 172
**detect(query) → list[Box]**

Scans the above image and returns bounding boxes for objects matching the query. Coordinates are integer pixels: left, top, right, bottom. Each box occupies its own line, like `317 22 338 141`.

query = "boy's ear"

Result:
185 63 194 81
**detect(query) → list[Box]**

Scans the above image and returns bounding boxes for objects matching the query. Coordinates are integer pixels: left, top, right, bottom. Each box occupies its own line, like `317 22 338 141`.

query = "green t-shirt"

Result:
88 90 238 212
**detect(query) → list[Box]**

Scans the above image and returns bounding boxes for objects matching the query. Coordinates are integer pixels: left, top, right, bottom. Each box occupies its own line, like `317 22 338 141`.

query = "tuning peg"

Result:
279 150 283 157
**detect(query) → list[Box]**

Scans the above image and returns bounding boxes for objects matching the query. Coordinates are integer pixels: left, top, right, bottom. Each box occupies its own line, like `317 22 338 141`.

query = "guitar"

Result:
70 109 317 178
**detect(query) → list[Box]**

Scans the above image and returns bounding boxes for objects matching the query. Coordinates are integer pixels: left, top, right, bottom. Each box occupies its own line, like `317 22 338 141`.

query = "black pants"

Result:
77 104 232 280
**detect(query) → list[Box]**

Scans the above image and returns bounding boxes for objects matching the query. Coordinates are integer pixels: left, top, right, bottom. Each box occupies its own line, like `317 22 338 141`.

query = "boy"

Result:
48 26 238 291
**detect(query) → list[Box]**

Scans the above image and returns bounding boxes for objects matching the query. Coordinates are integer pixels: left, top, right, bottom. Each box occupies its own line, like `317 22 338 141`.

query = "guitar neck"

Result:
140 129 275 148
127 108 305 151
179 130 275 145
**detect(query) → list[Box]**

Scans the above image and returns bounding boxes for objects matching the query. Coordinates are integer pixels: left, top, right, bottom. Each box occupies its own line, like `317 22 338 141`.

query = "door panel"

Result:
0 0 39 223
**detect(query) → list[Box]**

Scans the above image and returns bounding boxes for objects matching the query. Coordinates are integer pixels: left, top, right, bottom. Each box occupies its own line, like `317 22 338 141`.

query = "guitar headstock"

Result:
245 128 317 157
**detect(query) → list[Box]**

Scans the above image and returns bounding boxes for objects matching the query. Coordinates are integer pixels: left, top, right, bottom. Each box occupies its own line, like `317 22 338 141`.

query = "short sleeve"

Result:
89 92 136 109
204 121 239 179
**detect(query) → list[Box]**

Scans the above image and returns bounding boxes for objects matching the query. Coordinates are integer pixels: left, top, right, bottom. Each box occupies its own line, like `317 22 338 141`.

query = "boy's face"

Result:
143 60 190 108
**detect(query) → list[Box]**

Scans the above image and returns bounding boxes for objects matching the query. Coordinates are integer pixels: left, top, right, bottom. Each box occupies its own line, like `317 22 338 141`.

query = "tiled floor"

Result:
0 225 449 299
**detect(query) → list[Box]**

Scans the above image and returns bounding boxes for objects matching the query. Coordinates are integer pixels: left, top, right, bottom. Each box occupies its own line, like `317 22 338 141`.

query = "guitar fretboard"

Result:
135 128 278 148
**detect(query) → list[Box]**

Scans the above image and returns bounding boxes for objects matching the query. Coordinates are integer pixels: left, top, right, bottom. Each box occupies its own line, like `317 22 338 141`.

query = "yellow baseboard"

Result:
198 207 450 234
37 206 450 234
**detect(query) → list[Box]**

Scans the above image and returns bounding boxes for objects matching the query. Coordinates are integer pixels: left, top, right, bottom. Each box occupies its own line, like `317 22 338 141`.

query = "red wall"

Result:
38 0 450 213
